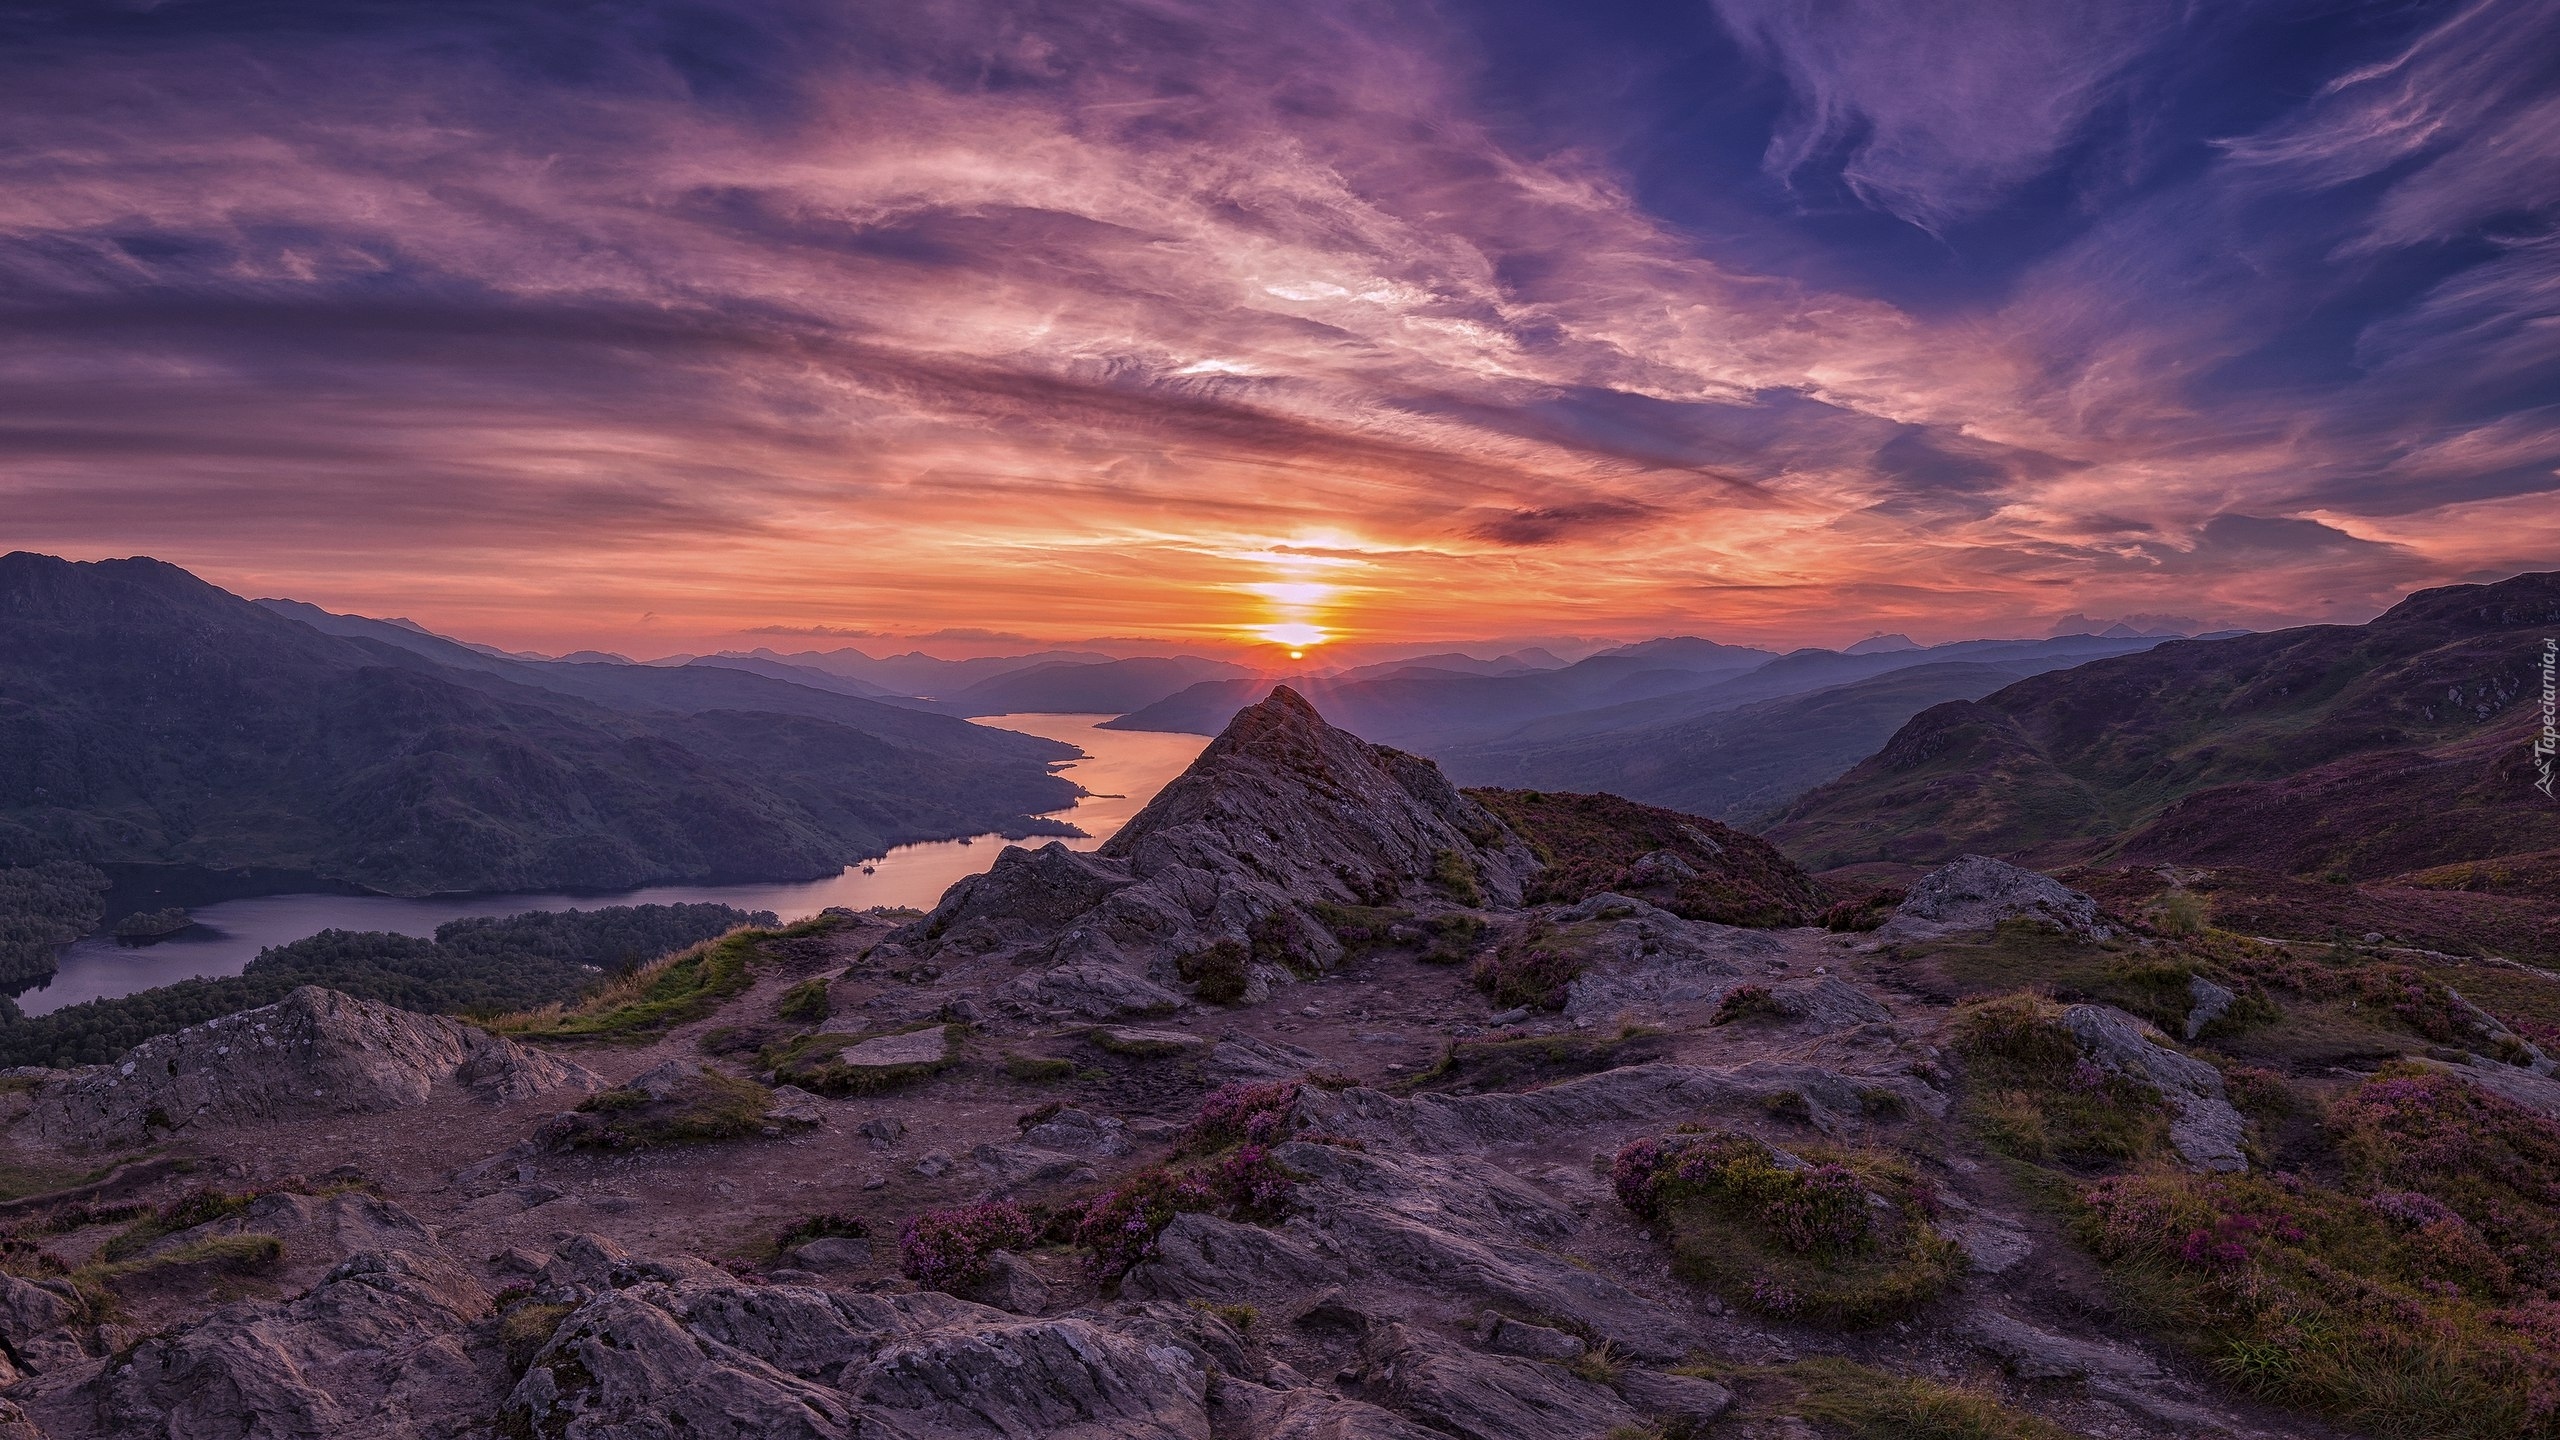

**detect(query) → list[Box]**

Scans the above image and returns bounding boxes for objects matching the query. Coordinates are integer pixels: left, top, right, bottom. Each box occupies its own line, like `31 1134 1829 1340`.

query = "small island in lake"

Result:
112 907 194 942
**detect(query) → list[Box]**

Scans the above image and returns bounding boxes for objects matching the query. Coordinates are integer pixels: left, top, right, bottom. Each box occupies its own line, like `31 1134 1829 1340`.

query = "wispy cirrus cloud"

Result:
0 0 2551 652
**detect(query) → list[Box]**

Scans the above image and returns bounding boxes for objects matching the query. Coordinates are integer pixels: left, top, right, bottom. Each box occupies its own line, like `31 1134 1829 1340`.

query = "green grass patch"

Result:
1398 1027 1670 1095
1713 1355 2072 1440
556 1067 779 1149
1086 1027 1196 1059
1430 849 1483 906
775 977 832 1024
1948 993 2169 1166
1003 1053 1077 1083
490 915 844 1044
1175 939 1249 1004
0 1158 106 1204
86 1233 284 1294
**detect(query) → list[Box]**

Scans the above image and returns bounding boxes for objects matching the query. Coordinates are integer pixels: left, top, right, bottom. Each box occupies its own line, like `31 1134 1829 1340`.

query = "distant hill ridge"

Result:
0 553 1079 896
1772 570 2560 880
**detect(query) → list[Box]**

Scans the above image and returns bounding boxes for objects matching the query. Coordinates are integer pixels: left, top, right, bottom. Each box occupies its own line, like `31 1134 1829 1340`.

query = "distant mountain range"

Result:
1771 570 2560 881
0 555 1080 896
1104 631 2200 822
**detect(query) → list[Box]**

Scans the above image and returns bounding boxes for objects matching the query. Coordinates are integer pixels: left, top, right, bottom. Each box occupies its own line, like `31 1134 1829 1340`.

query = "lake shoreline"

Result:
6 715 1208 1019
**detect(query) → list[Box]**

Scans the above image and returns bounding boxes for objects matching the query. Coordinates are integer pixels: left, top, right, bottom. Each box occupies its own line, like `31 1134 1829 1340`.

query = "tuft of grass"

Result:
775 978 832 1024
1398 1027 1669 1096
1309 902 1412 957
1430 849 1483 906
2150 888 2211 937
1760 1355 2072 1440
1175 940 1249 1004
1567 1339 1625 1386
1947 993 2168 1166
500 1299 577 1377
556 1067 779 1149
1187 1298 1258 1334
488 916 848 1043
1003 1053 1077 1083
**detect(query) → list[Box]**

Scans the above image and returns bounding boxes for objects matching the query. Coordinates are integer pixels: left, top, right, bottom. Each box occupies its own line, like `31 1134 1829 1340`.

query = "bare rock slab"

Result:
23 986 596 1150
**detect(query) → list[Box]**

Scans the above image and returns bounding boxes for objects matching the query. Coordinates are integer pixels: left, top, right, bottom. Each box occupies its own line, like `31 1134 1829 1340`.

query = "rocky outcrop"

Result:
1542 893 1772 1019
95 1247 493 1438
2064 1004 2247 1172
1873 855 2111 944
891 689 1539 1013
22 987 596 1150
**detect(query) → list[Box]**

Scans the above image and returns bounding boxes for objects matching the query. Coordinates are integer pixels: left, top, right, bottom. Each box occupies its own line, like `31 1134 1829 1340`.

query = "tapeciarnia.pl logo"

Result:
2538 636 2557 800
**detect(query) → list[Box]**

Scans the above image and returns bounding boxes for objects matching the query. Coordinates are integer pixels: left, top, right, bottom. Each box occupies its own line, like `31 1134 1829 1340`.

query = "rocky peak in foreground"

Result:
1101 686 1535 907
887 687 1539 1014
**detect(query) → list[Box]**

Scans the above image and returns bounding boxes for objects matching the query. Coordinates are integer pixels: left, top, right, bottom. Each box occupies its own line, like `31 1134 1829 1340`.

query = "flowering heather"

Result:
1613 1128 1956 1325
2366 1190 2462 1230
1181 1080 1300 1152
2332 1063 2560 1296
1071 1144 1297 1279
898 1200 1040 1291
2077 1166 2560 1438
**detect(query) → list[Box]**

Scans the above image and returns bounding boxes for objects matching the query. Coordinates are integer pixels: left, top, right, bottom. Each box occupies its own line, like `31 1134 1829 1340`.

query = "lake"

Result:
14 715 1207 1016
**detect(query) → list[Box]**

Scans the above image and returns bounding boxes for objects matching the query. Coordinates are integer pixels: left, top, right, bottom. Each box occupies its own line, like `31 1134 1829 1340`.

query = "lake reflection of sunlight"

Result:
15 715 1207 1016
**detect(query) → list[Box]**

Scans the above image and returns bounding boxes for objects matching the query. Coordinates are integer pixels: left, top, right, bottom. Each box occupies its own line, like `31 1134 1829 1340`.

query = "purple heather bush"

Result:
1072 1144 1297 1278
898 1200 1041 1291
2075 1068 2560 1440
1182 1080 1301 1151
1613 1127 1955 1324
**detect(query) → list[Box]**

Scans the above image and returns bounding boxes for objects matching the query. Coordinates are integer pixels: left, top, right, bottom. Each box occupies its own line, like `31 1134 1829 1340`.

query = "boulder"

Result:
957 1250 1050 1314
788 1237 872 1271
1618 1369 1735 1427
1120 1212 1341 1301
1472 1312 1584 1361
23 987 596 1150
1020 1107 1133 1155
1360 1323 1639 1440
1872 856 2111 945
2063 1004 2247 1172
2183 976 2237 1040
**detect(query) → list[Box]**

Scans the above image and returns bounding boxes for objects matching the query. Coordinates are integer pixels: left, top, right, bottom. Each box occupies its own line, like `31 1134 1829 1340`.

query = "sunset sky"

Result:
4 0 2556 657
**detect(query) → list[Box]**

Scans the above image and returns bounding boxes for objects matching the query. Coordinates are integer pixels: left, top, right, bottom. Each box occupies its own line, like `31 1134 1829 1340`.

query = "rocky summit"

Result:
883 687 1540 1014
0 695 2558 1440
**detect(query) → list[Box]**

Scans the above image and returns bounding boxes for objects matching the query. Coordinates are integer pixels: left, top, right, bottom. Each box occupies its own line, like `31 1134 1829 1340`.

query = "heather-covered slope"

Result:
0 553 1078 895
1772 571 2560 877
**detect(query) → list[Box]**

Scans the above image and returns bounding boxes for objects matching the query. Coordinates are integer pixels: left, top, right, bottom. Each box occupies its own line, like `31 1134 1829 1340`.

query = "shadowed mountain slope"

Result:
1771 571 2560 879
0 554 1077 895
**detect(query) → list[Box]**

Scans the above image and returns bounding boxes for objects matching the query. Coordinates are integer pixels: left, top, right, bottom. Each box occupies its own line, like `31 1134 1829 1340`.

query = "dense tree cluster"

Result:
0 902 769 1069
0 862 109 985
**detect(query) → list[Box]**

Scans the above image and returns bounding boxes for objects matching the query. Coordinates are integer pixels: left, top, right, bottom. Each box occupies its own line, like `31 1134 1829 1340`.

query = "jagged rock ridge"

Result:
886 688 1539 1014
